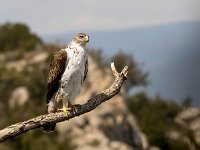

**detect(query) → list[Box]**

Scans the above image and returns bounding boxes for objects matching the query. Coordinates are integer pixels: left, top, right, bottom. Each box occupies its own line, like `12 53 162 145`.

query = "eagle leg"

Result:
59 102 81 113
55 91 63 103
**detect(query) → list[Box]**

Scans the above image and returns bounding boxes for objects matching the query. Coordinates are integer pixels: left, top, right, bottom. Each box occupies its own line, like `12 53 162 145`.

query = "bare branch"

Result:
0 63 128 143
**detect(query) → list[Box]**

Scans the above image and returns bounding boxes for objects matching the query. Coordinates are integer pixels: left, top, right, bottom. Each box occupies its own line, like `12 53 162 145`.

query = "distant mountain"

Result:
42 21 200 104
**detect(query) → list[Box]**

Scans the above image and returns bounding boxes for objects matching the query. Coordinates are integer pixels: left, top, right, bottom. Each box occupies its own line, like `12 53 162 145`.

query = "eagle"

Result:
43 33 89 132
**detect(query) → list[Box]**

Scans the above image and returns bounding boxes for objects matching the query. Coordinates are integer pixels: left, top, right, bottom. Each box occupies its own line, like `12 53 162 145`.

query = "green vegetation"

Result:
0 23 42 52
127 92 197 150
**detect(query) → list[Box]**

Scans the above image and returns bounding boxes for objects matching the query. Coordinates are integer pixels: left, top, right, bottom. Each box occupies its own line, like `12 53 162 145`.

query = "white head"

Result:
71 33 89 47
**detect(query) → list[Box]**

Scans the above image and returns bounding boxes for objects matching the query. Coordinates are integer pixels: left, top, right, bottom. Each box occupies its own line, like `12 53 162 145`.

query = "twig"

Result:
0 62 128 143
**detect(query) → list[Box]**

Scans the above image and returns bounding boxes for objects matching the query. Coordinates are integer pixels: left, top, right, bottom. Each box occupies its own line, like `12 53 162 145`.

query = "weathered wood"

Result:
0 63 128 143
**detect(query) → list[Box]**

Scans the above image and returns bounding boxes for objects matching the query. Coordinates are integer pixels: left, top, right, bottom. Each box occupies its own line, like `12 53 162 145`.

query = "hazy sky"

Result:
0 0 200 35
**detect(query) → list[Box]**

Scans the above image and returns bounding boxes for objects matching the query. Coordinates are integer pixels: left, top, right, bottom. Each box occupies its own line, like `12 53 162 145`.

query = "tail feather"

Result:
43 100 57 133
43 123 56 133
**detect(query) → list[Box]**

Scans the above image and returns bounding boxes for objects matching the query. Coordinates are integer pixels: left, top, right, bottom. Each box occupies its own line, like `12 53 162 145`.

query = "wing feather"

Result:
46 49 67 103
83 58 88 81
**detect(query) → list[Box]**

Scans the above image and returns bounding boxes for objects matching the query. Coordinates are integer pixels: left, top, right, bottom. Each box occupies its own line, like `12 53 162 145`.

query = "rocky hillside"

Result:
175 107 200 145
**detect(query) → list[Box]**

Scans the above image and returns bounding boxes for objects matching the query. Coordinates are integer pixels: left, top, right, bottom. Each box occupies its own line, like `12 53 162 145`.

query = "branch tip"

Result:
111 62 118 77
122 66 128 77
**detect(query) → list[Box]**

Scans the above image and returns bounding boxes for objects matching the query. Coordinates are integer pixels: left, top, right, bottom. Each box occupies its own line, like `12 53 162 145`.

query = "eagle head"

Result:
72 33 89 46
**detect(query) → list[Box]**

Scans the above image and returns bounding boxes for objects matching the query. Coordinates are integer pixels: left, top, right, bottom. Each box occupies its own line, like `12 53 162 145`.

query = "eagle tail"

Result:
43 100 57 133
43 123 56 133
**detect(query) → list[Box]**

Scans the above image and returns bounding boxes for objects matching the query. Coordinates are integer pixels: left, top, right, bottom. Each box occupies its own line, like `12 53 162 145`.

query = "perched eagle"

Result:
43 33 89 132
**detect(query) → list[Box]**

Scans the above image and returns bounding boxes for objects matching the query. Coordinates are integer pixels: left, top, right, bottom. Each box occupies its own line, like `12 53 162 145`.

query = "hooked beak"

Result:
85 35 89 42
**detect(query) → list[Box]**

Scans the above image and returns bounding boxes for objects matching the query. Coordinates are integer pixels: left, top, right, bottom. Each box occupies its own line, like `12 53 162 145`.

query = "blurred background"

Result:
0 0 200 150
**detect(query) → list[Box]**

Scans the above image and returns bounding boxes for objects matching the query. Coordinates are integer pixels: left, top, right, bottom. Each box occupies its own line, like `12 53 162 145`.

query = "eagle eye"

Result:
79 35 84 38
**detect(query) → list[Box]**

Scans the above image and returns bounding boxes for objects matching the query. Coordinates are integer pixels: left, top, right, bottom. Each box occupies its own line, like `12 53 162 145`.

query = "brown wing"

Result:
83 58 88 81
46 49 67 103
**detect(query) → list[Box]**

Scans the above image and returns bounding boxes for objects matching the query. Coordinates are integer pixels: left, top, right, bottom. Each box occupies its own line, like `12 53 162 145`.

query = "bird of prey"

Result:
43 33 89 132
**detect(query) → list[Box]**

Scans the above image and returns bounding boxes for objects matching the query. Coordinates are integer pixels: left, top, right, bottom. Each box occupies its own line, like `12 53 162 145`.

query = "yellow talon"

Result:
59 105 71 113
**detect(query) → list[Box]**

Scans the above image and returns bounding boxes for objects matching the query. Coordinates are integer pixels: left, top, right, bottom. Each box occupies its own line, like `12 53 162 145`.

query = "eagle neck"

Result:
66 41 86 59
68 40 87 49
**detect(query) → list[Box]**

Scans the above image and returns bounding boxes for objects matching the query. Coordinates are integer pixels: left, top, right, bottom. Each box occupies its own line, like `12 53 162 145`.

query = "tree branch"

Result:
0 62 128 143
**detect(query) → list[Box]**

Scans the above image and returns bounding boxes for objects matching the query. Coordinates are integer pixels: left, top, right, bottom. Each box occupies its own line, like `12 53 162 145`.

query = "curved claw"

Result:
58 105 72 113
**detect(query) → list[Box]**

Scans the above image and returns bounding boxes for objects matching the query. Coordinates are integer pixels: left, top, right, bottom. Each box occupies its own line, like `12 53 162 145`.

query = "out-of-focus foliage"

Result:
181 96 193 108
127 92 198 150
111 51 148 92
0 23 42 51
0 62 47 104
